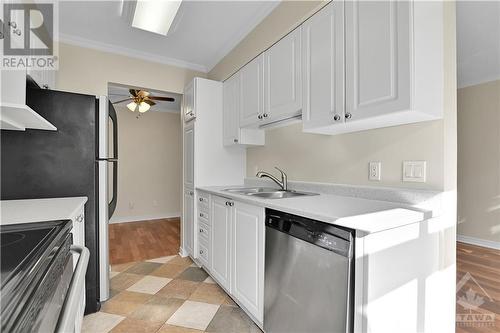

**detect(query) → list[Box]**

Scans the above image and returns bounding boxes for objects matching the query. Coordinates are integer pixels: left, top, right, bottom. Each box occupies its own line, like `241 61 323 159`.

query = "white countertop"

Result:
1 197 88 225
197 186 434 236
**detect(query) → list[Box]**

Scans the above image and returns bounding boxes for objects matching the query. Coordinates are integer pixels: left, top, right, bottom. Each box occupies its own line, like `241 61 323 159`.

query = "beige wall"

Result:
56 42 204 221
457 80 500 243
111 106 182 222
208 1 455 192
57 42 206 96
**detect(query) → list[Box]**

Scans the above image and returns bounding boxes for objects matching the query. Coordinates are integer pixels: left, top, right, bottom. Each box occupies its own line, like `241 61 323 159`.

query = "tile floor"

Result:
83 255 262 333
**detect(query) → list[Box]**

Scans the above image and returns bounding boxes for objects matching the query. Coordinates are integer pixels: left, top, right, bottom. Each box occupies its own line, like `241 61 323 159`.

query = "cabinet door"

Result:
184 80 195 121
183 125 194 188
240 54 265 127
302 2 345 130
232 202 264 322
345 0 411 121
223 73 241 145
264 29 302 123
184 189 194 256
210 196 232 290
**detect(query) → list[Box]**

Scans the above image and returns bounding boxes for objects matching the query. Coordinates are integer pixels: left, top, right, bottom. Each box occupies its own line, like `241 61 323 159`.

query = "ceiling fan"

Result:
112 89 175 113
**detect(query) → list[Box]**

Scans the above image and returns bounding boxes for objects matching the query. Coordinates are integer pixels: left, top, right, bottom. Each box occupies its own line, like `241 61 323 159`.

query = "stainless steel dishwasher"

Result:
264 209 354 333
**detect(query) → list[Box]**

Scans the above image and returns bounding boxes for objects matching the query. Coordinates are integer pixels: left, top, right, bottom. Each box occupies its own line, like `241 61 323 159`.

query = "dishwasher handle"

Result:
55 245 90 333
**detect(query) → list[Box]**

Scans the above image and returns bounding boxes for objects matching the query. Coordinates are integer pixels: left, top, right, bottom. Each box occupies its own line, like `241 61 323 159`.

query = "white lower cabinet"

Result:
210 196 232 290
231 201 265 323
197 192 265 325
184 188 195 257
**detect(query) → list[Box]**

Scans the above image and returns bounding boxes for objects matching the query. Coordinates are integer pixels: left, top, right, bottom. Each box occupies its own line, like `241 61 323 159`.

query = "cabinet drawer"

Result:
198 210 209 223
198 221 210 243
198 239 209 266
197 193 210 212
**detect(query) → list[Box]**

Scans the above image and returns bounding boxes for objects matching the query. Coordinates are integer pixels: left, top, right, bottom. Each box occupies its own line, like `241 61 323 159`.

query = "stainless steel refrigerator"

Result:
1 85 117 314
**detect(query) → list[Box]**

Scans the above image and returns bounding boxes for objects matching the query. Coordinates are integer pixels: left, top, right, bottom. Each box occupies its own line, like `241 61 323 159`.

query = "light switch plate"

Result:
369 162 381 181
403 161 426 182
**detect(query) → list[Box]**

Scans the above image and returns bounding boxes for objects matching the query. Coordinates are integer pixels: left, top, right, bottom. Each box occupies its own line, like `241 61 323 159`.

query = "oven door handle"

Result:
55 245 90 333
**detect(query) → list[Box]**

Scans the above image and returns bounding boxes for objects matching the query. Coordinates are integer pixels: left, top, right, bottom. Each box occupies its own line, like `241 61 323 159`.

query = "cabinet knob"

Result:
199 198 203 202
76 214 84 223
9 21 17 29
199 213 204 217
42 84 49 89
263 113 268 118
258 114 263 120
189 191 194 195
233 138 238 143
228 201 234 207
200 250 204 254
199 228 203 233
345 112 352 120
333 114 341 121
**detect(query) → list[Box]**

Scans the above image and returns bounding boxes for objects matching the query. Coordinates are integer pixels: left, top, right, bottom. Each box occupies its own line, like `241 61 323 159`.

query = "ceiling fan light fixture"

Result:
138 101 151 113
127 101 137 112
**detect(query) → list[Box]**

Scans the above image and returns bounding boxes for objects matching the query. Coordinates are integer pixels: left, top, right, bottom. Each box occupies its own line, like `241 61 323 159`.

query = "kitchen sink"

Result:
223 187 318 199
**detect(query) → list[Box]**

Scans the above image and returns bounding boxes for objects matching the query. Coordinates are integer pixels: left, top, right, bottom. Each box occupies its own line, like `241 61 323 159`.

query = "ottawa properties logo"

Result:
1 2 58 69
456 272 496 328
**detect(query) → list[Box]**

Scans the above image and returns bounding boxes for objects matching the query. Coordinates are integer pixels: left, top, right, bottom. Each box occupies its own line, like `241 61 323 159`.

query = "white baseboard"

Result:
109 212 180 224
457 234 500 250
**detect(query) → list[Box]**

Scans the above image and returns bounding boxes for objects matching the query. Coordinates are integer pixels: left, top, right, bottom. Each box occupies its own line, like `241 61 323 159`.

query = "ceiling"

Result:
457 1 500 88
108 83 182 113
59 1 280 73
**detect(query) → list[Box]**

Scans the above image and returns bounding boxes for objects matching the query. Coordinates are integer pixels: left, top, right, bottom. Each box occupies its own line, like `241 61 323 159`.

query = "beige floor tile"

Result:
157 279 200 299
157 324 203 333
127 275 172 294
147 255 176 264
112 262 136 272
111 273 143 291
125 262 163 275
166 300 220 331
110 271 120 278
168 256 193 267
150 263 188 279
110 318 163 333
82 312 125 333
101 291 153 316
189 283 227 305
223 295 238 307
203 276 216 284
130 296 184 323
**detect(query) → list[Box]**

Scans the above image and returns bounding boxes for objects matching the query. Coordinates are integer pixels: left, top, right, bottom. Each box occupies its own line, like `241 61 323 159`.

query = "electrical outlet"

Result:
369 162 381 181
403 161 427 182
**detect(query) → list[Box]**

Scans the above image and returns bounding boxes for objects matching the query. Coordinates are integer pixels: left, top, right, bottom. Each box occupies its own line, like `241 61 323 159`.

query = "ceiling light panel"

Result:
132 0 182 36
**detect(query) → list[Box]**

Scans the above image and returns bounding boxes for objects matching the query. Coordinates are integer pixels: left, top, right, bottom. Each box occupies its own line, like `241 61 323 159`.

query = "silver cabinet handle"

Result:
76 214 84 223
189 191 194 196
225 201 234 207
333 114 341 121
199 213 204 218
233 138 238 143
258 114 263 120
199 228 203 233
345 112 352 120
199 198 203 202
199 250 204 254
263 113 268 118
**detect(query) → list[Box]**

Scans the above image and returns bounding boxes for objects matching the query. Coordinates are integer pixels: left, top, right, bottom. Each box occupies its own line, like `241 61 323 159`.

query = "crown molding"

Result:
58 33 208 73
206 1 280 72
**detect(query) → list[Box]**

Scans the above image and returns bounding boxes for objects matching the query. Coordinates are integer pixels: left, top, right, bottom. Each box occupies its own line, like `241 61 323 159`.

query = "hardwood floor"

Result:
456 242 500 332
109 218 180 265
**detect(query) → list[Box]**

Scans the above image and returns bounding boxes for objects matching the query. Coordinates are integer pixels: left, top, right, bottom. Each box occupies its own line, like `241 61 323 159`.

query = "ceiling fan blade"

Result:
144 99 156 106
129 89 140 97
112 97 132 104
149 96 175 102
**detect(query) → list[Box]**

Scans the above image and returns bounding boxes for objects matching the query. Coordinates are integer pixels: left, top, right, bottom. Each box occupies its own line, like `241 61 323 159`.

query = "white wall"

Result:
111 107 182 223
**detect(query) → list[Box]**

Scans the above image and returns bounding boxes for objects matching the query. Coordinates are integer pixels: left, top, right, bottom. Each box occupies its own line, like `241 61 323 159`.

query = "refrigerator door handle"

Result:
107 101 118 218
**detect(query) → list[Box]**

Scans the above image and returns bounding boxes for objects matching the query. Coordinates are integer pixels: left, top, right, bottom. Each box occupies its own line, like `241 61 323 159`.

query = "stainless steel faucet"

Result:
256 167 288 191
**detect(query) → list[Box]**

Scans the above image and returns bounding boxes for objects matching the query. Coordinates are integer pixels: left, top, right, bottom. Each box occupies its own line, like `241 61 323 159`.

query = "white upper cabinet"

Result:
183 80 195 122
1 70 56 131
223 63 265 147
263 29 302 123
302 1 345 130
240 54 265 127
183 125 194 188
223 73 241 145
210 196 232 290
345 0 411 121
